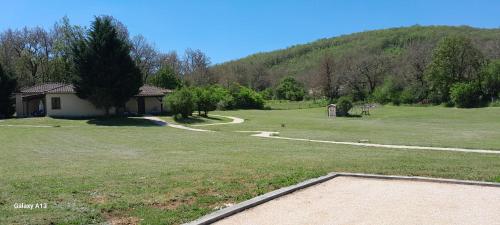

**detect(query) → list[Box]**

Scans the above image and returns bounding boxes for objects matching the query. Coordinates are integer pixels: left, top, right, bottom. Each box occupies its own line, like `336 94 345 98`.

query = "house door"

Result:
137 97 145 115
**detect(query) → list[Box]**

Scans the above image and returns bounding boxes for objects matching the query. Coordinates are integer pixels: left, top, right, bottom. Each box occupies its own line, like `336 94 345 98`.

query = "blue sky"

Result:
1 0 499 64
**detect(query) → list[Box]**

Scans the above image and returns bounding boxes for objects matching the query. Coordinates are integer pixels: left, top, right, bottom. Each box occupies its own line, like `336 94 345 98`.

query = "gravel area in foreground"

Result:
215 176 500 225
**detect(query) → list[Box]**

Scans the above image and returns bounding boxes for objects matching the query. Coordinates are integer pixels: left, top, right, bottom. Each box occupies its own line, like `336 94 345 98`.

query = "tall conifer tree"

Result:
72 16 142 115
0 64 17 118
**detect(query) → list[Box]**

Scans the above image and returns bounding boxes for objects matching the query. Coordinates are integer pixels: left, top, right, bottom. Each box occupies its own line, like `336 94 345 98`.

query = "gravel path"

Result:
191 115 244 127
215 176 500 225
244 131 500 154
142 116 211 132
143 115 245 132
144 116 499 154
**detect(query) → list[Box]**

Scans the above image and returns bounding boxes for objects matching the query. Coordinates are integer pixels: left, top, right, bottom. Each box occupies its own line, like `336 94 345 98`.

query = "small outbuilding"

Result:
15 83 172 117
327 104 336 118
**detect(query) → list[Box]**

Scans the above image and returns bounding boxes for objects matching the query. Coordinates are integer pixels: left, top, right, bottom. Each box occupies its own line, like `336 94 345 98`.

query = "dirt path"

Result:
191 115 244 127
238 131 500 154
214 176 500 225
145 116 499 154
143 115 244 132
143 116 211 132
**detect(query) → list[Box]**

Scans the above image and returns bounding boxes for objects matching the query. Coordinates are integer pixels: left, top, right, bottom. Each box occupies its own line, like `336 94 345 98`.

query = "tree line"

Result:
0 16 216 117
0 16 266 118
214 26 500 108
0 16 213 89
2 20 500 118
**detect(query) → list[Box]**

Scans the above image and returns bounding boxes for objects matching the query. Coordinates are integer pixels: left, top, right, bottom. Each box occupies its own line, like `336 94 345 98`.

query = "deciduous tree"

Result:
425 36 486 102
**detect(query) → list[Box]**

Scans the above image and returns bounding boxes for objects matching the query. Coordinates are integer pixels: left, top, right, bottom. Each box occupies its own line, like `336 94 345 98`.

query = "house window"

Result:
51 97 61 110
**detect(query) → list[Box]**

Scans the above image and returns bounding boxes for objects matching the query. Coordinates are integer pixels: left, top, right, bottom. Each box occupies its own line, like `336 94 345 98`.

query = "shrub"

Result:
260 88 275 100
336 96 353 116
193 87 218 116
449 82 482 108
165 87 196 118
209 85 234 110
490 99 500 107
372 78 403 105
275 77 306 101
230 85 264 109
400 84 428 104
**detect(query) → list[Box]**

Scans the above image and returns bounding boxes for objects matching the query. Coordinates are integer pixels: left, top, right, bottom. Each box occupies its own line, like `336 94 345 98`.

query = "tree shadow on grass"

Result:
345 114 363 118
173 115 223 125
86 117 158 127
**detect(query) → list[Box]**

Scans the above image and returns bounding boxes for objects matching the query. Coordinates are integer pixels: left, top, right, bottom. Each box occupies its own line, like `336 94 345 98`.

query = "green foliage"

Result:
275 77 306 101
0 64 17 118
209 85 234 110
260 88 275 100
168 85 264 115
336 96 353 116
490 100 500 107
165 87 196 118
72 16 142 115
230 85 265 109
265 99 328 110
214 26 500 103
481 60 500 101
372 78 403 105
400 84 428 104
193 86 220 116
425 36 485 103
148 66 181 90
450 82 483 108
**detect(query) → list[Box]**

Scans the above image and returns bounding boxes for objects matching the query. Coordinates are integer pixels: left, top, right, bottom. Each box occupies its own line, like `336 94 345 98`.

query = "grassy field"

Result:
1 106 499 225
213 105 500 150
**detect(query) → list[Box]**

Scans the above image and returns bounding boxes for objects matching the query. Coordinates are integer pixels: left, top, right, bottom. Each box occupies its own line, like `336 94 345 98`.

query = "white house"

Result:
16 83 171 117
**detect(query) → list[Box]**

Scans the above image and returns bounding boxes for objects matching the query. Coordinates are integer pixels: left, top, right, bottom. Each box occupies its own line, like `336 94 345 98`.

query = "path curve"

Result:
191 115 244 127
144 116 499 155
238 131 500 155
143 116 211 132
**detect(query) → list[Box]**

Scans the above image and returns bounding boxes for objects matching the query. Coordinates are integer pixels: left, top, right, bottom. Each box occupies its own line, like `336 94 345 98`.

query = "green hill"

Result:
213 26 500 90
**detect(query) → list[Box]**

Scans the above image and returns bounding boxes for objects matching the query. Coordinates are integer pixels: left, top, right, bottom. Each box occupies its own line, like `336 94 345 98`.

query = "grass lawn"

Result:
212 105 500 150
1 106 499 224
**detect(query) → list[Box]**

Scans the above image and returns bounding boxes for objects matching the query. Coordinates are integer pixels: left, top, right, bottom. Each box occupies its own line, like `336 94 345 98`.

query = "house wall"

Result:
45 93 108 117
125 98 138 113
15 94 24 117
145 97 163 114
125 96 163 114
18 93 165 117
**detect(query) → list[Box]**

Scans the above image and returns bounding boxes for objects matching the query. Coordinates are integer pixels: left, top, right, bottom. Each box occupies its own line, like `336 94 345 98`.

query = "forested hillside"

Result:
213 26 500 95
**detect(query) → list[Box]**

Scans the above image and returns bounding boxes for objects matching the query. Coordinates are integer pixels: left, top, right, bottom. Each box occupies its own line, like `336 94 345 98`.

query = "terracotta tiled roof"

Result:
47 84 75 94
19 83 171 96
136 85 172 97
20 83 67 94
